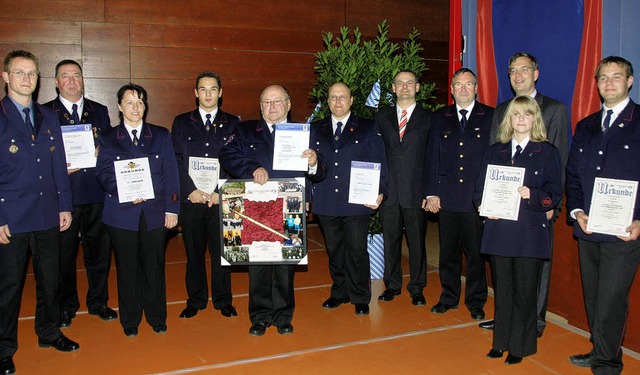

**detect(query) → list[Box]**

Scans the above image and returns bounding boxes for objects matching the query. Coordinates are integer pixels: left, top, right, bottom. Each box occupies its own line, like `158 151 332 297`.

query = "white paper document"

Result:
61 124 97 169
348 161 381 205
188 157 219 193
248 241 283 262
114 157 155 203
273 123 310 171
479 164 526 221
586 177 638 237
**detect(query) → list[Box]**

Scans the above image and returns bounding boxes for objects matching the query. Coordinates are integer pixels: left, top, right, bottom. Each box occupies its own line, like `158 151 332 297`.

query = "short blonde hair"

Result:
497 96 547 143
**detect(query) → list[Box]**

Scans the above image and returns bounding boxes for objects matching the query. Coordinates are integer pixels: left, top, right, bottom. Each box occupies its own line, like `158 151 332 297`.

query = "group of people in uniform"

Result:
0 47 638 375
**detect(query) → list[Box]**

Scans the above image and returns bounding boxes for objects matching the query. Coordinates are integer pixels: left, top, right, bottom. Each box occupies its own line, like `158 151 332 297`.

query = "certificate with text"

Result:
114 157 155 203
479 164 525 221
61 124 96 169
189 157 219 193
587 177 638 237
273 123 310 171
348 161 381 206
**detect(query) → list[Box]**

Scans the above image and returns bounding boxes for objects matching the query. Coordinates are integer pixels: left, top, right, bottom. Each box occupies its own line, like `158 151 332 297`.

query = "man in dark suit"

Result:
313 82 387 316
481 52 569 335
425 68 492 320
567 56 640 374
219 85 326 336
44 59 117 328
375 70 430 306
172 72 239 319
0 50 80 375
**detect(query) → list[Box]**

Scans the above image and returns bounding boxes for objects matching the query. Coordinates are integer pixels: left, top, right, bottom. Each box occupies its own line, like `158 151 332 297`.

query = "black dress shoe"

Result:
537 331 543 339
179 306 202 319
88 306 118 321
470 308 485 320
153 324 167 334
478 320 494 330
486 349 504 358
276 323 294 335
249 322 269 336
322 297 349 309
0 356 15 375
378 289 400 302
411 294 426 306
505 354 523 364
354 303 370 316
219 305 238 317
124 327 138 337
569 351 594 368
38 335 80 352
430 302 458 314
60 310 74 328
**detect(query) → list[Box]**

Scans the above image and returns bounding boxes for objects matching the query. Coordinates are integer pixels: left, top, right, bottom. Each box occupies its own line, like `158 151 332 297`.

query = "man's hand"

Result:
67 163 80 175
188 189 210 204
0 224 11 244
575 211 592 234
132 198 145 205
60 211 72 231
364 194 384 210
546 209 554 220
518 186 530 199
302 149 317 167
253 167 269 185
207 192 220 208
620 220 640 241
165 213 178 229
425 196 441 213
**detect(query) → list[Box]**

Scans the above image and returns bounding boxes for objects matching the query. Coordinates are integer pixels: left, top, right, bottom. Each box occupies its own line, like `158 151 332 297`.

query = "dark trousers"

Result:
0 226 63 357
437 210 487 310
578 238 640 375
180 202 232 309
107 214 168 330
248 265 295 326
380 204 426 295
316 214 371 304
491 255 542 358
60 202 112 313
536 217 555 333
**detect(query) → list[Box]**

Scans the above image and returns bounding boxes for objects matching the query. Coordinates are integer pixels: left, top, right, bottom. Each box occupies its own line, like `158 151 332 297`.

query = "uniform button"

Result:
596 166 601 170
83 169 87 172
188 137 191 141
355 140 359 144
40 192 43 195
335 150 338 153
116 156 121 160
459 179 463 183
535 171 539 175
459 166 464 171
155 155 159 158
335 189 339 192
334 175 338 179
39 176 42 179
36 158 40 162
334 162 338 166
459 154 464 158
0 198 4 202
459 142 464 146
579 148 583 152
624 145 629 149
598 150 603 155
205 143 209 146
205 153 209 157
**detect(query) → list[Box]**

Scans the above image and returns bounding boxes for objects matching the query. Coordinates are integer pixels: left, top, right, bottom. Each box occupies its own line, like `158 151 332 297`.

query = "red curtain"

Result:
475 0 498 106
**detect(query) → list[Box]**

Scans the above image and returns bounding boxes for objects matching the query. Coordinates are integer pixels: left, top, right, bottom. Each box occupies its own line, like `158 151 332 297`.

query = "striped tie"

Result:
398 109 408 140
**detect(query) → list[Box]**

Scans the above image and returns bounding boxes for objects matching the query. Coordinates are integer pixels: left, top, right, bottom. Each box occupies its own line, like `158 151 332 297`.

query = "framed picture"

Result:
219 178 307 265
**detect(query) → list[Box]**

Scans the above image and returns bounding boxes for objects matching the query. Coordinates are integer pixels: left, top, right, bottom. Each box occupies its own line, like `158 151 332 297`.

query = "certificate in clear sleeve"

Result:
586 177 638 237
273 123 310 171
348 161 381 205
479 164 525 221
114 157 155 203
61 124 97 169
188 157 219 193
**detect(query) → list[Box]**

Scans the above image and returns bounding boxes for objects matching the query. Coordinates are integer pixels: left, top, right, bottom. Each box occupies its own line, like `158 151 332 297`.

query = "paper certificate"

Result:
114 157 155 203
348 161 381 205
586 177 638 237
273 123 310 171
248 241 283 262
61 124 96 169
479 164 526 221
188 157 219 193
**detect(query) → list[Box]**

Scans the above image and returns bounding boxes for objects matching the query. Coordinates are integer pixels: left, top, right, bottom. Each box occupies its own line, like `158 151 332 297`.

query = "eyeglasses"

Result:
10 70 39 79
261 98 288 107
452 82 476 89
328 95 350 102
508 66 535 76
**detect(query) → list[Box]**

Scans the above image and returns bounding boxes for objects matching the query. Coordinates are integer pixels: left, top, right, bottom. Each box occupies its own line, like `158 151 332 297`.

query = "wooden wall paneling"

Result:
0 1 105 22
105 0 345 32
0 18 81 44
84 78 137 126
134 79 195 129
81 23 131 79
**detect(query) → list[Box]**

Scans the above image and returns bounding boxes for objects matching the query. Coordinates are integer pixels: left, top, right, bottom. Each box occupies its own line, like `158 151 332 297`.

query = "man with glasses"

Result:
481 52 569 337
172 71 240 320
219 85 326 336
425 68 493 320
44 59 117 328
376 70 430 306
567 56 640 373
0 50 79 375
312 82 387 316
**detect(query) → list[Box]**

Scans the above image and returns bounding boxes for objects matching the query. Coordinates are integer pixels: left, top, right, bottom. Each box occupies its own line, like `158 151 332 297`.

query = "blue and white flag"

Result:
365 80 381 108
306 102 321 123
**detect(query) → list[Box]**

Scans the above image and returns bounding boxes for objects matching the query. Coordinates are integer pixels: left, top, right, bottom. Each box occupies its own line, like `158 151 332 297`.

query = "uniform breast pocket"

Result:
148 154 163 175
607 141 640 176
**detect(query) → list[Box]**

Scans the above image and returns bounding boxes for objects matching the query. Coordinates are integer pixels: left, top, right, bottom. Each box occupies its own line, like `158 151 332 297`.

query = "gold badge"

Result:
9 144 18 153
50 146 55 152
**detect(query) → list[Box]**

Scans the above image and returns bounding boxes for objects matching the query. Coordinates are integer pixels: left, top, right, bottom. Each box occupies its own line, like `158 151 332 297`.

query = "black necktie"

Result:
23 108 33 130
459 109 468 131
72 103 80 124
270 124 276 143
335 121 343 140
512 144 522 164
205 113 212 132
132 129 139 146
602 109 613 132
